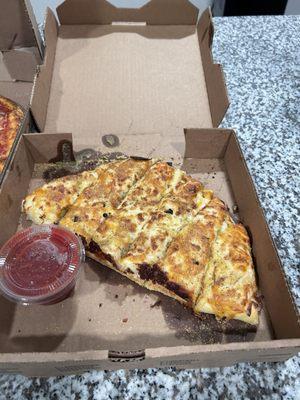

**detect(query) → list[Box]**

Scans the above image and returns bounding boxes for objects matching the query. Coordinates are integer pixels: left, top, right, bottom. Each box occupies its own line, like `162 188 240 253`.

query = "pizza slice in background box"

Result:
0 0 43 182
0 95 24 173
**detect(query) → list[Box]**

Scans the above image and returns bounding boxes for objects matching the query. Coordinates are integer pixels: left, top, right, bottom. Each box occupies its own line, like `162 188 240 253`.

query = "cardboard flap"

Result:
224 135 300 339
0 0 42 54
23 0 44 57
0 53 12 81
90 132 185 164
95 130 232 164
184 128 230 159
36 19 212 138
57 0 198 25
197 9 229 126
31 8 58 131
2 48 41 82
0 82 33 109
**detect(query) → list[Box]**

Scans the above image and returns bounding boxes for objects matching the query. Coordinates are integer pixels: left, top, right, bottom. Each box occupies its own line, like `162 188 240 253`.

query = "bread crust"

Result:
23 160 260 326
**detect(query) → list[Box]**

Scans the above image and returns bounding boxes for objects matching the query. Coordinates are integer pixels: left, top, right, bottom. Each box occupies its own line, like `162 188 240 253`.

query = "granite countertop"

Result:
1 14 299 400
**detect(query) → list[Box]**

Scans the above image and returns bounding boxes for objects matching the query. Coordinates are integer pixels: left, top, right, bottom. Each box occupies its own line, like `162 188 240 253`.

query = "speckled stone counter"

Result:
1 14 299 400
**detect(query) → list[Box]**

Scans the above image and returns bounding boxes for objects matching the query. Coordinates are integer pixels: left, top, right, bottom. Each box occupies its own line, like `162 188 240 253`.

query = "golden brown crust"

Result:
119 178 214 282
195 217 259 325
23 168 100 224
60 159 154 243
158 198 228 305
92 162 181 260
0 95 24 172
23 160 259 326
86 251 188 306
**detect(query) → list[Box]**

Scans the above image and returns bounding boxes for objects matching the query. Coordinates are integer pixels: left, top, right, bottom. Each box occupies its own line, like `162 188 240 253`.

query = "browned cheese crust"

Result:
23 160 260 326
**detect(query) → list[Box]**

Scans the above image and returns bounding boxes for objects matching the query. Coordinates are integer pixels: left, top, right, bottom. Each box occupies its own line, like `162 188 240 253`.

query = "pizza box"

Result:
30 1 229 143
0 0 299 376
0 130 299 376
0 0 43 185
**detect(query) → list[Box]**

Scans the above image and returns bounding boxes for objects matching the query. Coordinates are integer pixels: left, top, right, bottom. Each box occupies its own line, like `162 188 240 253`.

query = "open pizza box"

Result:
0 0 43 184
0 0 299 376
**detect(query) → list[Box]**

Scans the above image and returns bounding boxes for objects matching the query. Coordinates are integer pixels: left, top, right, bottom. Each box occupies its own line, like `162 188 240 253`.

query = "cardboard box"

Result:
31 1 229 141
0 0 299 376
0 0 43 184
0 130 299 376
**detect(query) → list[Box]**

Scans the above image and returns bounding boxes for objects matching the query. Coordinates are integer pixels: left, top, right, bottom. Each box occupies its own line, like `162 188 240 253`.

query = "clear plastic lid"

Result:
0 225 85 305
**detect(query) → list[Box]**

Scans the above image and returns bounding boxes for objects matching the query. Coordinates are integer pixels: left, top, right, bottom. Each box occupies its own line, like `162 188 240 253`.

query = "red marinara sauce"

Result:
0 225 84 305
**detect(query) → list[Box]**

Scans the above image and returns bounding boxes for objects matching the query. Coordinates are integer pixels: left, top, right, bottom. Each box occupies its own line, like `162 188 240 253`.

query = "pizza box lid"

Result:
0 0 43 84
0 1 44 184
0 0 43 55
30 0 229 153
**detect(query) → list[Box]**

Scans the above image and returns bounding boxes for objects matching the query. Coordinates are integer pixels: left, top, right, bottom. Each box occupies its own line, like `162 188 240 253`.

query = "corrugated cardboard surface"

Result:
1 339 299 376
0 0 43 183
0 0 36 50
31 5 229 149
57 0 199 26
0 82 33 108
0 53 12 81
2 1 298 375
44 24 212 150
0 130 299 376
197 10 228 127
2 47 41 82
0 0 42 54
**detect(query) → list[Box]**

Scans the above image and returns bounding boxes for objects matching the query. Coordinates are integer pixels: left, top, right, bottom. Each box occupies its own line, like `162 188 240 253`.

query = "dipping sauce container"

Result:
0 225 84 305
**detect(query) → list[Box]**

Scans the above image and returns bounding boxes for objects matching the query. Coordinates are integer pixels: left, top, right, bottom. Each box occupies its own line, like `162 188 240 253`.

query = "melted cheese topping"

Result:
23 160 259 325
23 168 100 224
120 176 213 273
60 159 154 243
92 163 182 260
157 198 228 305
195 217 259 325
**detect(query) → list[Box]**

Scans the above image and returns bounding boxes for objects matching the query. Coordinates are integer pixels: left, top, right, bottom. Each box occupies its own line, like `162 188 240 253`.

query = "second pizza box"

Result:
0 0 43 184
0 0 299 376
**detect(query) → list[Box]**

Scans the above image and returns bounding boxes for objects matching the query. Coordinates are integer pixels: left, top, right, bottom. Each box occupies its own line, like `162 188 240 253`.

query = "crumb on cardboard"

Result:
150 300 162 308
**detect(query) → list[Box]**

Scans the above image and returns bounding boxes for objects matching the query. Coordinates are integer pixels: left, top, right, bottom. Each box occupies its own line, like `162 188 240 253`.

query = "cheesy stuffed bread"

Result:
23 159 260 325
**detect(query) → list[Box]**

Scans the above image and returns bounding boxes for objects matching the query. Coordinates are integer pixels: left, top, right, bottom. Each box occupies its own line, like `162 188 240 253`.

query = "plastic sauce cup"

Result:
0 225 84 305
